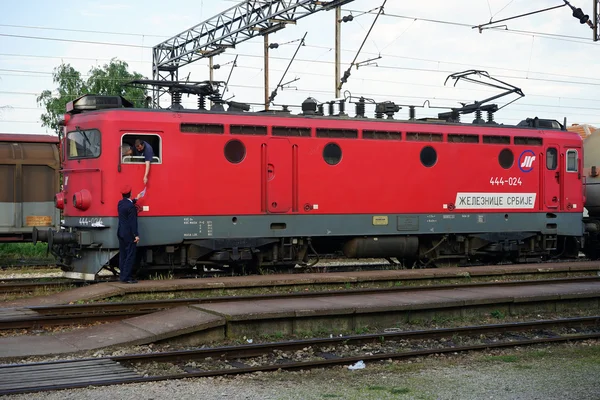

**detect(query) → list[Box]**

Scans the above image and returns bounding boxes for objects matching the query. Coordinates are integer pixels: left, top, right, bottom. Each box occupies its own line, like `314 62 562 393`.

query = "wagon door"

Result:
543 145 560 210
263 138 294 214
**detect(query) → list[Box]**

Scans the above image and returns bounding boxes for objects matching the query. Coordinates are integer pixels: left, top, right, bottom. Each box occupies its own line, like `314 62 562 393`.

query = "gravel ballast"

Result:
4 342 600 400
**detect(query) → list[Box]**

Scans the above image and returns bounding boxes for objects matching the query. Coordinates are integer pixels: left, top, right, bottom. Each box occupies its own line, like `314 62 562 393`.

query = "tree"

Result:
37 58 148 134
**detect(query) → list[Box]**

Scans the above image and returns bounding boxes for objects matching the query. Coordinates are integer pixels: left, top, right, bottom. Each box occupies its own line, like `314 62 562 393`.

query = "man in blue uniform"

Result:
122 139 154 185
117 184 142 284
133 140 154 185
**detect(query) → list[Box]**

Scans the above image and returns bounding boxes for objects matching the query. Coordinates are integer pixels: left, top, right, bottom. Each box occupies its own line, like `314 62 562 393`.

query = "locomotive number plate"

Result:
25 216 52 227
372 216 389 226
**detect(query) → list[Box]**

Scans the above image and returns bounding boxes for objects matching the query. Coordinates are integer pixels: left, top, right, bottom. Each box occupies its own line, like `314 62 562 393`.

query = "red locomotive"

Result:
32 71 593 280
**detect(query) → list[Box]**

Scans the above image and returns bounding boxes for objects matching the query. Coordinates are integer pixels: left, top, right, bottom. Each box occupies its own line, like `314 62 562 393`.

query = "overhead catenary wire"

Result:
2 66 600 110
5 82 600 115
1 31 598 88
0 11 598 82
2 2 600 129
338 0 387 91
269 32 307 104
1 43 599 86
4 62 600 112
2 5 595 44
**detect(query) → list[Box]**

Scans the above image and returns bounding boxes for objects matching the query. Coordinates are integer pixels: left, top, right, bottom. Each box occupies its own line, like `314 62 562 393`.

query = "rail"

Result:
2 276 599 330
1 315 599 395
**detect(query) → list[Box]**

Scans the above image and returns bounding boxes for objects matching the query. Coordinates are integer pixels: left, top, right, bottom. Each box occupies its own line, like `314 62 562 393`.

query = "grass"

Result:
390 388 411 394
0 243 54 260
485 355 519 363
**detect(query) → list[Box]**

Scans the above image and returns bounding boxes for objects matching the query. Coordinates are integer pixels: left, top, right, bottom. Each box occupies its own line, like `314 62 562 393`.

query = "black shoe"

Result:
125 279 138 284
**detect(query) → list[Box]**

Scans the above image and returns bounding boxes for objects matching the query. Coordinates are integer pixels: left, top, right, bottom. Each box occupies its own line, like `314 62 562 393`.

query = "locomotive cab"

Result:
35 95 142 280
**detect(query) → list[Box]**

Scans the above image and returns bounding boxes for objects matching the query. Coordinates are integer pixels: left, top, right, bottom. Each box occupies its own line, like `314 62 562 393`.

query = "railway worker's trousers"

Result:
118 237 136 282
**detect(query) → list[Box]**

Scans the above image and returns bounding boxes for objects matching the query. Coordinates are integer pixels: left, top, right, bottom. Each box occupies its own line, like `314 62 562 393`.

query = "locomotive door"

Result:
264 138 293 213
561 146 581 211
543 145 560 210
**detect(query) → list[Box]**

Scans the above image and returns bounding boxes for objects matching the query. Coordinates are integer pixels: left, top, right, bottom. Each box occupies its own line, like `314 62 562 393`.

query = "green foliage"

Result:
37 58 148 134
86 59 147 104
0 243 53 259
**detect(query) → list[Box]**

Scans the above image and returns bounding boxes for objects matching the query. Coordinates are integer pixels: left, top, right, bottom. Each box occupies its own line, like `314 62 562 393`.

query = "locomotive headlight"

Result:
73 189 92 211
54 192 65 210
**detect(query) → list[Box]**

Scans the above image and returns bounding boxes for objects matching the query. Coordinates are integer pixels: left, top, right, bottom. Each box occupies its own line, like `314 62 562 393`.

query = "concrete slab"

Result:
367 292 469 310
122 306 225 341
347 269 438 281
455 286 560 303
54 321 154 351
550 283 600 299
0 283 123 308
414 287 516 306
0 335 79 359
0 307 227 359
463 266 510 276
0 308 39 319
3 263 596 309
193 300 303 320
569 262 600 272
238 297 356 318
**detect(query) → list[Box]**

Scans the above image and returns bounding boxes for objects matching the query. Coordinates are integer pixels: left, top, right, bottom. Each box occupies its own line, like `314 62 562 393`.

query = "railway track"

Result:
0 259 56 270
1 315 598 395
2 276 599 330
0 279 90 295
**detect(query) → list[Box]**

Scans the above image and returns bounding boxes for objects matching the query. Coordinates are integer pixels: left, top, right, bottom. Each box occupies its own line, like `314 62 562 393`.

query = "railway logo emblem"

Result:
518 150 536 173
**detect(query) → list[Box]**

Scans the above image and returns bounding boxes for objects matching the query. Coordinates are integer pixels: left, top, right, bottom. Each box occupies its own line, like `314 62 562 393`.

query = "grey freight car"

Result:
0 133 61 242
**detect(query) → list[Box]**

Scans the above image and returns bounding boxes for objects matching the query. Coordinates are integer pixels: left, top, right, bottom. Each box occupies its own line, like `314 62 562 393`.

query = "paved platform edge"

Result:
4 262 599 309
1 281 597 361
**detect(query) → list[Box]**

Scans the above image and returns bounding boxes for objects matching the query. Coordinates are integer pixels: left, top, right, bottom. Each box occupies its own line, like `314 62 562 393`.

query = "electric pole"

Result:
209 56 214 109
595 0 600 41
264 34 270 110
335 6 341 98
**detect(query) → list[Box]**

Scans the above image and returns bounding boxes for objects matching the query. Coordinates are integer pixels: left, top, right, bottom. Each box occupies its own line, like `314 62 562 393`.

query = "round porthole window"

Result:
323 143 342 165
420 146 437 167
224 140 246 164
498 148 514 169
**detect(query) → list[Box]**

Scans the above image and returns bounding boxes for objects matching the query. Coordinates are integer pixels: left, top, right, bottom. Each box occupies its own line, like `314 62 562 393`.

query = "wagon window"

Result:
67 129 101 159
566 149 578 172
121 133 162 164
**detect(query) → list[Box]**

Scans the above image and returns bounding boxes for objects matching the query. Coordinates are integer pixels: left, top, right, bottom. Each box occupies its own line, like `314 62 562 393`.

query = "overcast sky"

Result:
1 0 599 134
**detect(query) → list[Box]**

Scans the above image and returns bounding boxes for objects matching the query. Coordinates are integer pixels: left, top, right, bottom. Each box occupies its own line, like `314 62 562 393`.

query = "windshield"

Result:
67 129 101 159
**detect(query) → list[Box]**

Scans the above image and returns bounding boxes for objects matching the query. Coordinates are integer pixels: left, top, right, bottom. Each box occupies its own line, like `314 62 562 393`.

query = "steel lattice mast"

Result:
151 0 353 108
595 0 600 41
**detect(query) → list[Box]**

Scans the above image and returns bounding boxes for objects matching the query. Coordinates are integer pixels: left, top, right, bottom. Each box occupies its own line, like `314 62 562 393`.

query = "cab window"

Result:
67 129 101 159
121 133 162 164
566 149 578 172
